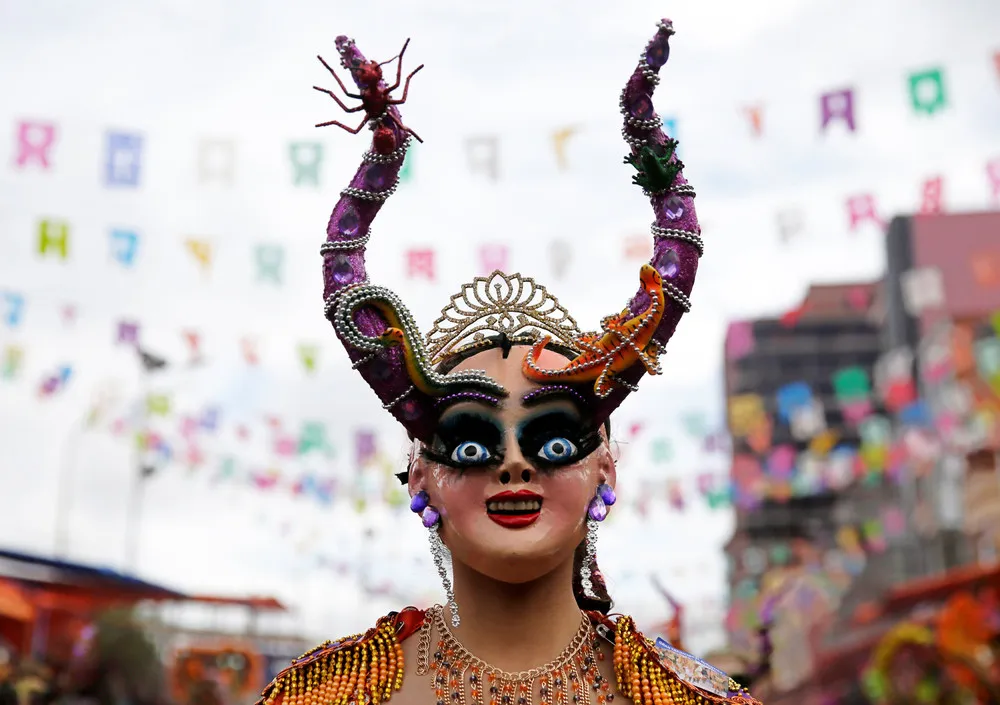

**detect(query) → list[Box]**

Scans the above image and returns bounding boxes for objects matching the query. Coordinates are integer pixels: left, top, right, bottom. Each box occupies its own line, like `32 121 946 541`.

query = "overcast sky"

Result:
1 0 999 657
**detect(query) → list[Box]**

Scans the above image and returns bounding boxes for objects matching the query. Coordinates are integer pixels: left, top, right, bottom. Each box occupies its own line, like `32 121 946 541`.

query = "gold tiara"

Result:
425 271 583 365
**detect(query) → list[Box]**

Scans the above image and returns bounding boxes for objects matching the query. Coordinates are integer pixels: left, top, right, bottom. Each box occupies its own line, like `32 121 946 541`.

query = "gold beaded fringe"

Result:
261 618 405 705
612 617 761 705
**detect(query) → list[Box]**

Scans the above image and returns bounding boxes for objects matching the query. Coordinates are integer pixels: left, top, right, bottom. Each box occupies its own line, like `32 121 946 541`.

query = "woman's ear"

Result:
594 437 617 491
407 442 428 498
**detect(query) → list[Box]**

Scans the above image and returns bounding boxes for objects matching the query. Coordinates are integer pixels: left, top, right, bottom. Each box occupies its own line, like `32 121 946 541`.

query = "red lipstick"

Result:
485 490 543 529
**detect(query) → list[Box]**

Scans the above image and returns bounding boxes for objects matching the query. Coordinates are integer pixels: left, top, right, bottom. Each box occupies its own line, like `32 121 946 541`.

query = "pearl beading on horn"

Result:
651 225 704 256
382 386 415 411
340 185 398 202
363 136 412 165
662 281 692 312
320 229 374 253
329 283 508 396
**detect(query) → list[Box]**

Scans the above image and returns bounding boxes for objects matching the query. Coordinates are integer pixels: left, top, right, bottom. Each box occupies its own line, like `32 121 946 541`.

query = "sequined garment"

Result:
256 610 762 705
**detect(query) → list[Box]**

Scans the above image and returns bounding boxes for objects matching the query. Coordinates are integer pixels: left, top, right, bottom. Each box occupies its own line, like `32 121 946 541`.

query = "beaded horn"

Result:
520 18 702 429
319 20 702 441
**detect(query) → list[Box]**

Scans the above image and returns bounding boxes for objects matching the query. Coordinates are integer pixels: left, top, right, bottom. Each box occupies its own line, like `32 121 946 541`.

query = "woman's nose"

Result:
497 433 533 485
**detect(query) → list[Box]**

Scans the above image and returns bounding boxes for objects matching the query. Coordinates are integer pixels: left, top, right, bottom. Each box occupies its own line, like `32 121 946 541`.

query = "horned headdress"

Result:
318 20 701 443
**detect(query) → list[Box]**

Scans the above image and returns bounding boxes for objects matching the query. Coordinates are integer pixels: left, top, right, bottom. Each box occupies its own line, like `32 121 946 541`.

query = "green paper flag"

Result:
399 145 415 183
299 421 333 456
832 366 871 401
146 393 171 416
908 67 946 115
991 310 1000 337
298 343 318 373
651 438 672 463
2 345 24 380
38 219 69 259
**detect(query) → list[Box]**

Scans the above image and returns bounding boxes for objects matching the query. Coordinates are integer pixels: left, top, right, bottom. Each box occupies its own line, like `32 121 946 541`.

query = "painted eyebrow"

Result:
521 385 590 410
433 391 503 413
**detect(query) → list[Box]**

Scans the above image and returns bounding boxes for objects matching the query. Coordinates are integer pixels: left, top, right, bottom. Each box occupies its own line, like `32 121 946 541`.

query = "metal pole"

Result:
53 421 83 558
124 356 149 572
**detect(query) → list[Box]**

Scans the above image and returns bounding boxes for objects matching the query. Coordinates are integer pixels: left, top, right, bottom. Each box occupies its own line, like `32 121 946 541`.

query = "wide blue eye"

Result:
451 441 492 465
538 437 578 463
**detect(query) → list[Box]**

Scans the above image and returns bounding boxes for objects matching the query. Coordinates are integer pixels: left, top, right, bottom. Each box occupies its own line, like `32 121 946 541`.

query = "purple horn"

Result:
319 36 506 443
591 19 703 427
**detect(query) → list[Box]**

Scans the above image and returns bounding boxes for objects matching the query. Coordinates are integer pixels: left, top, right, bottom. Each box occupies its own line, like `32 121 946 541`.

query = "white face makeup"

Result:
409 346 616 584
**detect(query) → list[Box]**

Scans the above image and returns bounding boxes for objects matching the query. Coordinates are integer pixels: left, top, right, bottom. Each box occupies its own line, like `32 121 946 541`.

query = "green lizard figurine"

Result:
624 139 684 194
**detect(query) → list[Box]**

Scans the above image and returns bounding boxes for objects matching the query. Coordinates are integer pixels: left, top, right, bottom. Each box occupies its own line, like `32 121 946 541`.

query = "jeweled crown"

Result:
426 271 582 365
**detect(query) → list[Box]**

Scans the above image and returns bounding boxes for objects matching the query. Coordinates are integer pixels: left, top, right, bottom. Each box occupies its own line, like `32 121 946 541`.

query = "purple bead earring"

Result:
588 483 617 522
410 489 440 527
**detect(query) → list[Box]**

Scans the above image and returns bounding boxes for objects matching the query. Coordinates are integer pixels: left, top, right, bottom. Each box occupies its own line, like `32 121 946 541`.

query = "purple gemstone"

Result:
655 248 680 279
421 506 440 528
629 95 654 120
597 483 617 507
401 399 422 421
588 495 608 522
663 195 684 221
645 34 671 68
364 165 387 190
337 207 359 236
331 254 354 285
410 490 430 514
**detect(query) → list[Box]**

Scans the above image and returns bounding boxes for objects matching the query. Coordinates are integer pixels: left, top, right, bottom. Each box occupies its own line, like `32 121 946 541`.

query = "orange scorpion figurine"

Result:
522 264 666 398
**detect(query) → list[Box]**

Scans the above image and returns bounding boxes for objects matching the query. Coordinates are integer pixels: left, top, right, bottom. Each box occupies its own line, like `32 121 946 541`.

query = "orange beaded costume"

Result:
256 609 761 705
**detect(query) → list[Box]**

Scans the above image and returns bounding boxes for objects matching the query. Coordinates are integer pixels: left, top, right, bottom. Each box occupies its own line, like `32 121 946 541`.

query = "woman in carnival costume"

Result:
258 19 763 705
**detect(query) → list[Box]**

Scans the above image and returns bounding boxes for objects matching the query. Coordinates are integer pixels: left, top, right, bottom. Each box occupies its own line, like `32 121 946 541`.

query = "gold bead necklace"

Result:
416 605 615 705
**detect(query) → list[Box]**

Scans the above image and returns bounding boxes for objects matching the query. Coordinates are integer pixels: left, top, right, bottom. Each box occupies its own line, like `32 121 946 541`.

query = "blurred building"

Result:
722 282 883 669
882 211 1000 566
722 211 1000 703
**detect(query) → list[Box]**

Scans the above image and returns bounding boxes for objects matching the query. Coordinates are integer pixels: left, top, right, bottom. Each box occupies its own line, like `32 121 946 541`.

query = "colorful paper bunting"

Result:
549 240 572 279
37 219 69 259
398 144 415 183
15 121 56 170
110 228 139 266
241 337 259 365
198 139 236 185
918 175 944 214
819 88 856 133
255 244 284 284
116 320 140 346
146 393 171 416
465 136 499 181
845 193 884 231
651 438 672 463
551 126 577 170
742 105 763 137
1 346 23 380
478 243 509 275
185 239 213 272
2 292 24 327
289 141 323 186
776 209 804 243
900 267 945 314
105 131 143 187
405 248 435 281
908 67 947 115
298 421 332 456
725 321 755 360
297 343 318 374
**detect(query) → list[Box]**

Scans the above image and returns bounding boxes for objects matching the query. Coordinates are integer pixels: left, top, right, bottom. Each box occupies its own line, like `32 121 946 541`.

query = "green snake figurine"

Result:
624 140 684 194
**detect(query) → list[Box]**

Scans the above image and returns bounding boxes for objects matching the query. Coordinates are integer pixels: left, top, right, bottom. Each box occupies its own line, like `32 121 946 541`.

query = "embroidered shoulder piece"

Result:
256 609 424 705
611 616 762 705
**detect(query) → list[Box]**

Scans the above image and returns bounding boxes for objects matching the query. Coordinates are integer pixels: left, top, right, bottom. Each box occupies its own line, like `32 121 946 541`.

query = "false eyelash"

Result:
530 432 604 471
419 446 505 472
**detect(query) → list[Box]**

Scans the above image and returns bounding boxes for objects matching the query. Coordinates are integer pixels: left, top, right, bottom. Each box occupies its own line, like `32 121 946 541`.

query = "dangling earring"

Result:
411 490 460 628
581 483 616 599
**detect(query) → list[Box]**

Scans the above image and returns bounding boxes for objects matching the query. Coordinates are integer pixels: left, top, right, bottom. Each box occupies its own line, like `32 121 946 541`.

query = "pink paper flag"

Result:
846 194 885 232
406 248 436 281
918 175 944 214
725 321 755 360
987 158 1000 205
15 121 57 169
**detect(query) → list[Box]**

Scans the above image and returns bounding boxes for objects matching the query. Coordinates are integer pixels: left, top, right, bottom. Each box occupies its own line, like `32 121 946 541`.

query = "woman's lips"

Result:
486 490 543 529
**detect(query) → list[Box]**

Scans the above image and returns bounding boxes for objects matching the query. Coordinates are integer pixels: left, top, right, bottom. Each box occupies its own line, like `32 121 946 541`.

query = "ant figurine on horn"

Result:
313 37 424 155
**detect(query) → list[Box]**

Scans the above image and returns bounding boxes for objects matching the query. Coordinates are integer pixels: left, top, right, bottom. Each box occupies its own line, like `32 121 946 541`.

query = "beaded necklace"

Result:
416 605 615 705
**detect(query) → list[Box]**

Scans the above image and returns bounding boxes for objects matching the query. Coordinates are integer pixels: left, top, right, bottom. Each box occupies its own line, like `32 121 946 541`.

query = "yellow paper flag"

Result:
185 239 212 271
